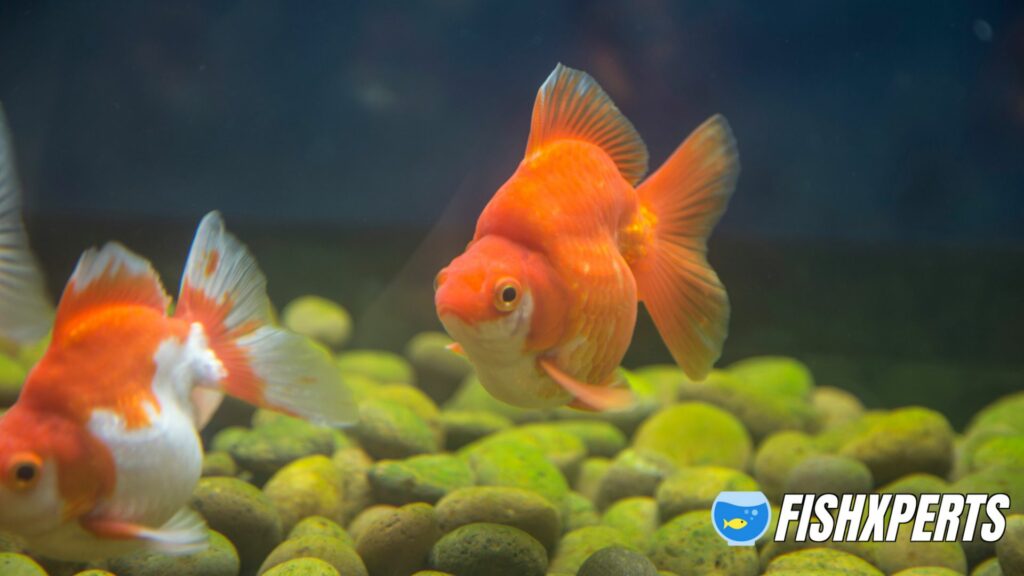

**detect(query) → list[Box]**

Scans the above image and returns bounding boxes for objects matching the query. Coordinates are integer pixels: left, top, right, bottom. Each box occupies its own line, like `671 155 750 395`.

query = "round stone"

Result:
577 546 658 576
429 523 547 576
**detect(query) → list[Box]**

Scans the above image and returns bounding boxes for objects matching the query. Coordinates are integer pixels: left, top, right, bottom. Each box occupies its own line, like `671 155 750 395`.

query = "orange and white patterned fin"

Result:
0 105 55 342
53 243 170 340
540 359 633 411
525 63 649 185
175 212 356 427
633 115 738 381
81 507 208 556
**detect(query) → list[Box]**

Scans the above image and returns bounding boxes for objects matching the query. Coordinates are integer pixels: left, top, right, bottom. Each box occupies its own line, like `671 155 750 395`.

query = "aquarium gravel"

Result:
0 296 1022 576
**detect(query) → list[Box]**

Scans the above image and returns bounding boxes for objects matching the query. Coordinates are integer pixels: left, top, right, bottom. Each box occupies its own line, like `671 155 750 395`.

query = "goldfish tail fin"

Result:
175 212 356 427
633 115 738 381
0 105 54 343
526 63 648 185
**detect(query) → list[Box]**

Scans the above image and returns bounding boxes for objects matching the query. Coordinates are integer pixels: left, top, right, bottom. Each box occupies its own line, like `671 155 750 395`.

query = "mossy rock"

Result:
656 466 759 521
633 402 752 471
546 420 627 458
549 525 634 574
874 525 967 575
600 497 659 551
429 523 547 576
575 457 611 501
352 503 440 576
838 407 954 485
783 454 873 495
595 449 678 510
0 553 46 576
951 465 1024 564
996 514 1024 576
281 295 353 350
263 455 346 533
971 436 1024 473
459 434 569 514
331 448 375 524
336 349 415 385
970 556 1004 576
369 453 475 505
876 473 950 495
811 386 865 432
108 529 239 576
201 451 239 478
753 431 821 503
435 486 561 551
262 557 342 575
210 425 249 453
439 410 512 451
404 331 472 403
258 535 366 576
444 374 550 424
564 491 600 532
486 424 587 480
288 516 353 547
891 568 966 576
577 545 659 576
965 392 1024 439
191 476 284 573
648 511 758 576
765 547 881 575
227 416 337 482
353 399 439 459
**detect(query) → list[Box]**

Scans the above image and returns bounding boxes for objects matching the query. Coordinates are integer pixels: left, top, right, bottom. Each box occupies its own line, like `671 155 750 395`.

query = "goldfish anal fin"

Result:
633 115 738 381
526 63 648 185
0 105 55 342
176 212 357 428
540 359 633 411
53 243 169 338
82 508 208 556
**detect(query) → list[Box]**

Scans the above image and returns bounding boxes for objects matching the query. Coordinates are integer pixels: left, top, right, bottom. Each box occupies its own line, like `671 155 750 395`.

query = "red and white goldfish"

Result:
0 212 356 561
0 105 54 345
434 64 739 411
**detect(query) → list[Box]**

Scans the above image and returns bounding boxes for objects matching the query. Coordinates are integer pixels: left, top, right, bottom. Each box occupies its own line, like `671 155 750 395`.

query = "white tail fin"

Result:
0 105 54 343
175 212 356 427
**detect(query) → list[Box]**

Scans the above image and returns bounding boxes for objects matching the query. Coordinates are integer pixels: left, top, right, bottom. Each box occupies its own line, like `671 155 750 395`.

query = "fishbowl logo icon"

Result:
712 491 772 546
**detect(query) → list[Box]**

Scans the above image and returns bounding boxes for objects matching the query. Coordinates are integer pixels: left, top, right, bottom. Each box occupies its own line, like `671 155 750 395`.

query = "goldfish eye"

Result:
494 278 521 312
7 453 41 491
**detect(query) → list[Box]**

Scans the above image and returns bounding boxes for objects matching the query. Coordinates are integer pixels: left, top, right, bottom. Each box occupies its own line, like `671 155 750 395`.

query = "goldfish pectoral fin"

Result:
176 213 357 428
526 64 648 185
190 388 225 430
540 359 634 412
82 508 209 556
633 115 738 381
446 342 466 357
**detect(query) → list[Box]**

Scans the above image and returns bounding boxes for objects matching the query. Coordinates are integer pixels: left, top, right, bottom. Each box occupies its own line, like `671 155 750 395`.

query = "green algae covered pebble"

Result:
281 295 353 350
201 451 238 478
576 457 611 501
549 525 633 574
439 410 512 450
71 571 117 576
564 490 600 532
263 455 346 533
0 553 45 576
429 523 548 576
600 497 659 551
874 526 967 575
288 516 353 547
547 420 627 459
951 465 1024 564
460 434 569 514
191 476 284 573
486 424 587 480
405 331 472 401
595 448 678 510
258 535 366 576
783 454 873 495
262 557 341 576
337 349 415 385
369 453 475 505
971 556 1005 576
332 448 375 525
891 569 964 576
966 392 1024 438
765 547 882 575
435 486 561 551
211 425 249 453
0 355 26 406
812 386 865 431
354 502 441 576
649 511 759 576
109 530 240 576
876 473 950 495
354 399 439 459
657 466 759 521
838 407 954 484
633 402 752 471
577 545 659 576
229 417 337 481
997 514 1024 576
754 431 820 502
972 436 1024 472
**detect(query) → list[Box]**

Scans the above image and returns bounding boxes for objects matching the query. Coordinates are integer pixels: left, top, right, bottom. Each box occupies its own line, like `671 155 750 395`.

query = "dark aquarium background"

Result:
1 0 1022 427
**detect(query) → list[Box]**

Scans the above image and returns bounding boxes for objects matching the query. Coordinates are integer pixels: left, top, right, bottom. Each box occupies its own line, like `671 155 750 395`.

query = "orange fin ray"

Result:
540 359 633 411
526 63 648 185
633 115 739 381
81 508 208 556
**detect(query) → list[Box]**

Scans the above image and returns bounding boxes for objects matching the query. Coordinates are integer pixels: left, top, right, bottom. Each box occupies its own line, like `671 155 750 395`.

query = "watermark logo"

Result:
712 491 771 546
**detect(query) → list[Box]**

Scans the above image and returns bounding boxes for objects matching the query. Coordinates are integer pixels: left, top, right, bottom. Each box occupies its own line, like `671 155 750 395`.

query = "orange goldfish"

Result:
0 105 54 344
0 212 355 561
434 64 739 410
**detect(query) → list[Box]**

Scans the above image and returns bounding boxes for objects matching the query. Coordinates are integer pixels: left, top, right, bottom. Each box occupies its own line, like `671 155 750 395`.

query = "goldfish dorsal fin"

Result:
54 243 170 334
526 63 648 185
0 104 55 342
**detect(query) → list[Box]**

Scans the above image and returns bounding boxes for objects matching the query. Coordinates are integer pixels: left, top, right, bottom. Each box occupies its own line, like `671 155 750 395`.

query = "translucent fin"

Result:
82 507 209 556
525 63 648 185
540 359 634 411
175 212 357 427
0 105 54 342
632 115 739 381
53 243 169 339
